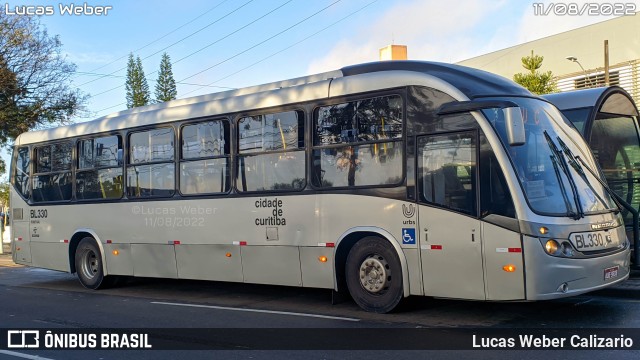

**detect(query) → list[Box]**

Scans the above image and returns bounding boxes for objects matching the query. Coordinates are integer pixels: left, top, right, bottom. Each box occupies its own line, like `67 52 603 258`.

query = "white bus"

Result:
9 61 631 313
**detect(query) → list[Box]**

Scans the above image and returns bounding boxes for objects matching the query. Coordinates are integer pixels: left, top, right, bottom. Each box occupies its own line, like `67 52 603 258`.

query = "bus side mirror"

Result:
504 107 525 146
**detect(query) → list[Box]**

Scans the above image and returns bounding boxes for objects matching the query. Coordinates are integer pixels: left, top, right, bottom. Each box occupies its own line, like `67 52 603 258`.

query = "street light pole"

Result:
566 56 595 88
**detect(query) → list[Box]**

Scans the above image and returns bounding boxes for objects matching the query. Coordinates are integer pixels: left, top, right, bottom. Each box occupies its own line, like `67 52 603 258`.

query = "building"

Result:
457 15 640 104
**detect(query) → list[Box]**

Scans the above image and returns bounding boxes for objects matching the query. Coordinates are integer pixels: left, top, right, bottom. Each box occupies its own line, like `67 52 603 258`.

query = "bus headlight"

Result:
544 239 559 255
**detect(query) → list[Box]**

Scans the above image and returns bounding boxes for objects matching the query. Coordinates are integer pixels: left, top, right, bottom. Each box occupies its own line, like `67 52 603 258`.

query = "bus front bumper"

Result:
524 236 631 300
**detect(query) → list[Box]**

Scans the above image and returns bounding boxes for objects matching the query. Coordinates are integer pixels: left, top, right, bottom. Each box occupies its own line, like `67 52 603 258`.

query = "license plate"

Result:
604 266 619 281
569 230 617 252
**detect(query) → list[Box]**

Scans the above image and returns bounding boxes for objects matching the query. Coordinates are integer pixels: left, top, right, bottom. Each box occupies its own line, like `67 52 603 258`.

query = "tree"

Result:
155 53 177 103
0 182 8 209
0 13 86 174
125 54 150 108
513 50 558 95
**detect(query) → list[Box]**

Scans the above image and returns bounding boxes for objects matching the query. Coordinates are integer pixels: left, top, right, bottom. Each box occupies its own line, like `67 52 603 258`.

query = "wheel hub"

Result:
359 256 388 293
81 249 98 279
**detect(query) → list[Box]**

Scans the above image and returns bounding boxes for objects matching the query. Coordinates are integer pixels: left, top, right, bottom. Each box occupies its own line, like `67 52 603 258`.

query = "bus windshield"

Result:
482 97 616 218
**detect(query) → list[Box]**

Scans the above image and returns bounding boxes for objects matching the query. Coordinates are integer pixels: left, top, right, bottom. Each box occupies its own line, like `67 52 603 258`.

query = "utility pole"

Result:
604 40 610 86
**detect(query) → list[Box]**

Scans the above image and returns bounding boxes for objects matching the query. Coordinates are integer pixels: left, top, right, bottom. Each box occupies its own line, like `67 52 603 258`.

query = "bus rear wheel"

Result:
345 236 403 313
74 237 116 289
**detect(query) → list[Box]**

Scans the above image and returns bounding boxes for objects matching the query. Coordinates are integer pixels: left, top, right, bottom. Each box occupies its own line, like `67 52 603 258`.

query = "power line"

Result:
77 0 232 77
92 0 375 116
179 0 342 82
173 0 293 65
181 0 379 97
75 71 236 89
89 0 338 99
76 0 255 88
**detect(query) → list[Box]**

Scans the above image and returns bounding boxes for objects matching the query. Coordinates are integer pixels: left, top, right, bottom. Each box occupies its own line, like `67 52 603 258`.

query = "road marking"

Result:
151 301 360 322
0 350 55 360
573 299 593 306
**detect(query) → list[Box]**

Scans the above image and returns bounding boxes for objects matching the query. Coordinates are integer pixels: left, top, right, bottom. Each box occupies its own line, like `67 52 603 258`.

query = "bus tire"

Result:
345 236 403 313
74 237 113 289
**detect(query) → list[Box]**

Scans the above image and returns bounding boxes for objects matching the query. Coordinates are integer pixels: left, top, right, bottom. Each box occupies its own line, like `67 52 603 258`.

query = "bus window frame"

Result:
309 90 407 191
74 133 125 202
31 140 75 204
233 108 307 194
416 128 481 219
10 145 32 202
177 117 232 197
125 125 177 199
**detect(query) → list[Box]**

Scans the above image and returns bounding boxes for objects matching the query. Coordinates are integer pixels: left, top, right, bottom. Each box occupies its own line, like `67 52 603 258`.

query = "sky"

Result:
2 0 639 178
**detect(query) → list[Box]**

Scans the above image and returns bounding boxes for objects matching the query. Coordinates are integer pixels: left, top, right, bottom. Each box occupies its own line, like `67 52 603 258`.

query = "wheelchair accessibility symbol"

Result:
402 228 416 245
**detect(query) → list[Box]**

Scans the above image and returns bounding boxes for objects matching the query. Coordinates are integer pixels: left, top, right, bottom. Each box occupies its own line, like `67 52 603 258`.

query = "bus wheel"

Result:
75 237 111 289
345 236 403 313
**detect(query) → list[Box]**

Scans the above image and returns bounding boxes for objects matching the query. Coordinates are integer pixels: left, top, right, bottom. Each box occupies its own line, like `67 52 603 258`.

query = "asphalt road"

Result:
1 248 639 359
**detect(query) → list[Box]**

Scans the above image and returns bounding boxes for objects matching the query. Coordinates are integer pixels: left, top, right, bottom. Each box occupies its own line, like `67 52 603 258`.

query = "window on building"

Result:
574 71 619 89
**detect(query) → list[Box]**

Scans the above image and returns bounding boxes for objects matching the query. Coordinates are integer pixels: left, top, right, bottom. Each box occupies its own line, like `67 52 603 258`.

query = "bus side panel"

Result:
105 243 133 276
176 244 243 282
30 242 69 272
403 248 424 296
131 244 178 278
10 190 31 264
481 222 525 300
241 246 302 286
12 220 32 264
300 247 334 288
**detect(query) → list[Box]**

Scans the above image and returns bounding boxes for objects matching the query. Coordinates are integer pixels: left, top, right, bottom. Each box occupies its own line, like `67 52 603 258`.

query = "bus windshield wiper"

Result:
548 151 578 219
543 131 583 220
556 137 619 214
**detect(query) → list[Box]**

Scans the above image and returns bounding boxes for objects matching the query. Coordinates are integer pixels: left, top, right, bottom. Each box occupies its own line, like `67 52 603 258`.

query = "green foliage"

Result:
0 182 8 208
0 13 86 176
125 53 150 108
513 50 558 95
155 53 177 103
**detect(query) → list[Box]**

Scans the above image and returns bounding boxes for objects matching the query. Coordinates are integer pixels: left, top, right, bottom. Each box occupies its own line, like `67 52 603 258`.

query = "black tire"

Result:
345 236 404 313
74 237 117 289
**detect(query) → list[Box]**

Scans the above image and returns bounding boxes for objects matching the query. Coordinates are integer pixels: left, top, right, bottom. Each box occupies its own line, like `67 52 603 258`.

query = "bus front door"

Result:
416 132 486 300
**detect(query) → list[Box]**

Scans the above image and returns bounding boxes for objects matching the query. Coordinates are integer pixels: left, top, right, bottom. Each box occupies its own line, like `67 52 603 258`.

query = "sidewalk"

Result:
0 244 20 267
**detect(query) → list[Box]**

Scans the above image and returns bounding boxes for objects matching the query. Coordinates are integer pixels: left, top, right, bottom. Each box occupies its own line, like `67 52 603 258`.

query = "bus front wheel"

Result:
74 237 113 289
345 236 403 313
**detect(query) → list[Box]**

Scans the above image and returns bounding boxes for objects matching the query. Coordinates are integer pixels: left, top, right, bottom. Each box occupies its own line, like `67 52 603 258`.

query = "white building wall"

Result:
457 15 640 105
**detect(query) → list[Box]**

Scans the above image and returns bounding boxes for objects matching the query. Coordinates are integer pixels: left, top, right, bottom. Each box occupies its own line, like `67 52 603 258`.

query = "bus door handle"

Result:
471 233 475 242
424 228 428 242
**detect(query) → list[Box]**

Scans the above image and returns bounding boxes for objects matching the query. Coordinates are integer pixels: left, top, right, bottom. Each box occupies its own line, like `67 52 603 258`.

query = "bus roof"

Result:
15 61 531 146
543 86 639 117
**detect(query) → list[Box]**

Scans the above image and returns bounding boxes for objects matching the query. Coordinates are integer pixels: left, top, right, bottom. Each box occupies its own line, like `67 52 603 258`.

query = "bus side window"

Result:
418 132 477 216
312 95 404 188
13 146 31 200
126 128 175 198
236 110 305 192
32 142 73 202
479 134 516 218
180 120 230 195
